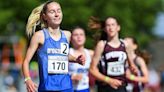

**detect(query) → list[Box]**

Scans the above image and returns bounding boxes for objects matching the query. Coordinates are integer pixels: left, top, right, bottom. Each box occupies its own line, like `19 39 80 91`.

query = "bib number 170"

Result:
48 60 68 74
52 62 65 70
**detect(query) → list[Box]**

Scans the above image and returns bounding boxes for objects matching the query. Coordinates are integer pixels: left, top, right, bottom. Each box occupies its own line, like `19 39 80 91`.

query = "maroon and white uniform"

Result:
99 41 127 84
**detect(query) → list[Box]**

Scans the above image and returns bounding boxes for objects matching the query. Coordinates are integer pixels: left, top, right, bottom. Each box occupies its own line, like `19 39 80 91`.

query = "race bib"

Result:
48 56 68 74
107 61 124 76
61 43 69 55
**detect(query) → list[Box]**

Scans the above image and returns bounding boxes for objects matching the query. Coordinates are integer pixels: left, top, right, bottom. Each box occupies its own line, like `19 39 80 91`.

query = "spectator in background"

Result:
145 68 161 92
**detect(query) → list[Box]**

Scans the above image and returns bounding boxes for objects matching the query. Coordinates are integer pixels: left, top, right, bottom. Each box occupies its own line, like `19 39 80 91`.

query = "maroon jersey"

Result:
99 41 127 83
127 56 145 92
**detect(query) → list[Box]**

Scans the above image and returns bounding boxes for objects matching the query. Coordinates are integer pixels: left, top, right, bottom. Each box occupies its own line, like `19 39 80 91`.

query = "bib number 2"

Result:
61 43 69 55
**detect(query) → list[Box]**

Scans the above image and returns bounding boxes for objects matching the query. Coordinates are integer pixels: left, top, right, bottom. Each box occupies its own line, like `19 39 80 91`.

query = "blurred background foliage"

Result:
0 0 163 49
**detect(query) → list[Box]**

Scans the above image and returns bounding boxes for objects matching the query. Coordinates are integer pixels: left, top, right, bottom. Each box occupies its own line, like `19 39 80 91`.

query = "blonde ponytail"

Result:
26 3 44 37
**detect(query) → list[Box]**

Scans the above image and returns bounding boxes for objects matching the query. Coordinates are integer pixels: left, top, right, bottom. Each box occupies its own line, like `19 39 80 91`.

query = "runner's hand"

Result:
107 78 122 89
72 74 83 81
130 64 138 75
76 55 85 65
25 79 38 92
126 69 132 79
